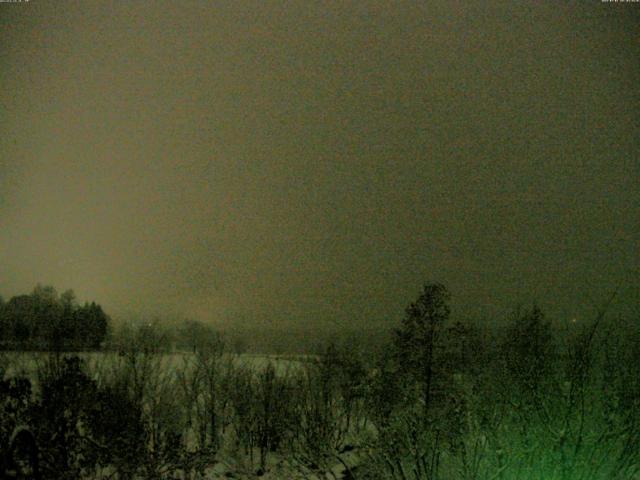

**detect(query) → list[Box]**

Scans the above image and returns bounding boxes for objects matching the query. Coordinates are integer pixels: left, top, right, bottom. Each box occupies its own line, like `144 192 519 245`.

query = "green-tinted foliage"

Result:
0 281 638 479
500 305 554 394
394 283 450 374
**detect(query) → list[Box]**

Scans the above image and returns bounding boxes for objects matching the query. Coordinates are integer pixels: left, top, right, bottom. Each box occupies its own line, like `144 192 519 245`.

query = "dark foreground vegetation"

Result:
0 283 639 479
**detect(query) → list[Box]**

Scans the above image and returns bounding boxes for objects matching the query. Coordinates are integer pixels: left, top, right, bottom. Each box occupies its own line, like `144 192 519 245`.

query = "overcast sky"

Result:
1 1 638 331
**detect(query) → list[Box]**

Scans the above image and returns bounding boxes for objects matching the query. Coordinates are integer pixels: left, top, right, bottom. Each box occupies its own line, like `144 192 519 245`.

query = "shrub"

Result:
0 373 33 477
31 356 99 479
87 379 147 478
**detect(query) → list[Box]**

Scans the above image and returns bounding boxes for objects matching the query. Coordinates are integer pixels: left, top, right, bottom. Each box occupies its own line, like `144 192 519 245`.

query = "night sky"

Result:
1 2 638 333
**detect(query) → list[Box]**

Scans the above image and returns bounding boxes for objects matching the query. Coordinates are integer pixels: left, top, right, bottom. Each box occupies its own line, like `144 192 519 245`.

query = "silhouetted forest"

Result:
0 285 109 351
0 282 638 479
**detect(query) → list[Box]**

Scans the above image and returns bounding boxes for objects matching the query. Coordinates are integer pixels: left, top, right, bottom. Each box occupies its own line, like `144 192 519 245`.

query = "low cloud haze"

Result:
1 2 638 331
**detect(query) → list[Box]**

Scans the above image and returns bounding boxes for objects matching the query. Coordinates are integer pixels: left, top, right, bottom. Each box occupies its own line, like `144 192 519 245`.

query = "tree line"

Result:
1 281 638 478
0 285 109 351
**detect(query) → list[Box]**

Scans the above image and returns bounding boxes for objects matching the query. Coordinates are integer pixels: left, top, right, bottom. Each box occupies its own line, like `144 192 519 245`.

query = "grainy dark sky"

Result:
1 1 638 331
